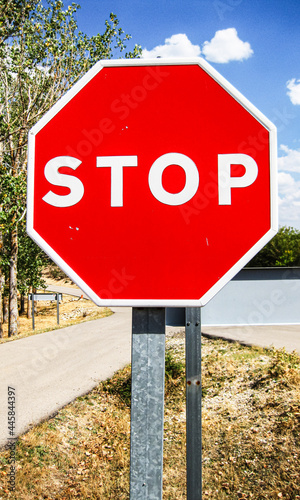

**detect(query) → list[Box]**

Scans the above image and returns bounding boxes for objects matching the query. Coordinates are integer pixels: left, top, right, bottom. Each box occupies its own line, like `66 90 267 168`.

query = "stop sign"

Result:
27 58 277 306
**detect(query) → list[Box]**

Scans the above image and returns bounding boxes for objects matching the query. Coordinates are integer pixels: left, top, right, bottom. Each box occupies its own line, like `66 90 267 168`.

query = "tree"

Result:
247 226 300 267
0 192 3 337
0 0 38 45
0 0 141 335
17 228 48 294
0 158 27 335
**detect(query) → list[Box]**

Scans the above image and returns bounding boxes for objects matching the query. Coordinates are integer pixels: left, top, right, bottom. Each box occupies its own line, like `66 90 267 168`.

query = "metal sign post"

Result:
130 307 166 499
31 293 35 331
186 307 202 499
130 307 202 500
56 293 60 325
28 293 62 330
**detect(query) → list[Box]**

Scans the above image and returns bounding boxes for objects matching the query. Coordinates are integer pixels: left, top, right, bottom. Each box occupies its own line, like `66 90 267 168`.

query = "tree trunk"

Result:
0 216 3 337
20 294 25 315
3 294 8 323
0 274 3 338
9 227 18 336
0 150 3 337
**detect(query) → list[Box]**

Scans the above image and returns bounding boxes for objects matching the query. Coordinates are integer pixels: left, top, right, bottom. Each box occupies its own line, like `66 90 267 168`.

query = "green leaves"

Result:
17 226 48 294
247 226 300 267
0 0 39 46
0 167 26 231
0 166 47 294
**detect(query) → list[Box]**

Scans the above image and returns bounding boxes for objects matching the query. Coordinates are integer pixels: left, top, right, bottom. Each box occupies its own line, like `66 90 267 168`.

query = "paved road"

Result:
167 323 300 353
45 284 89 299
202 324 300 352
0 307 132 448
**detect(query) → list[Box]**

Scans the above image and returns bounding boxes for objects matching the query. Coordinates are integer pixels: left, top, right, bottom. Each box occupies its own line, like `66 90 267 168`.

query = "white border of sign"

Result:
27 57 277 307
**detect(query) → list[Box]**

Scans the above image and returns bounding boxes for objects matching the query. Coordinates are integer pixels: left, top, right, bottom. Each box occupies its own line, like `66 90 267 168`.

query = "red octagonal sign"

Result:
27 58 277 306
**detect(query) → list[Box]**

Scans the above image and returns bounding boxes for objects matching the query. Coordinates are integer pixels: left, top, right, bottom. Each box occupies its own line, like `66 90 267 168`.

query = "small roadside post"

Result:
28 293 62 330
27 58 277 498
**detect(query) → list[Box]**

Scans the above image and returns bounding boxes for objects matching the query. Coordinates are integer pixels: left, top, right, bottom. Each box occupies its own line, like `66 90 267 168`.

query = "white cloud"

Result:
286 78 300 105
202 28 253 63
142 34 201 59
278 192 300 228
277 145 300 173
278 172 297 194
142 29 253 64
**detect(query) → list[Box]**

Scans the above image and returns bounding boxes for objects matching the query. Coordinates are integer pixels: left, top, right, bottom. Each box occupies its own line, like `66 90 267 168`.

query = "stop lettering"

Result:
42 153 258 208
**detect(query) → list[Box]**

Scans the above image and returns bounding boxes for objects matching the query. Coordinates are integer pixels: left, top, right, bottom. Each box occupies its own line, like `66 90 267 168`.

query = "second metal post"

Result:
186 307 202 499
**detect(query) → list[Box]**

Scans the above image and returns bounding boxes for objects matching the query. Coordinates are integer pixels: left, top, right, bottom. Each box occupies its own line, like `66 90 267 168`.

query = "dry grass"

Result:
201 341 300 499
0 336 300 499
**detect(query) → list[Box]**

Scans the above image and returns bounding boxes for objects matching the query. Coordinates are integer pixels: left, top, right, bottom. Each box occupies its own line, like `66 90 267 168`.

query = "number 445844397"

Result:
8 387 16 437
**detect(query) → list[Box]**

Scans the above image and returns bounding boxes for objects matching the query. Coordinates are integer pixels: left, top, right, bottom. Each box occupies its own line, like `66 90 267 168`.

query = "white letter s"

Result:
42 156 84 208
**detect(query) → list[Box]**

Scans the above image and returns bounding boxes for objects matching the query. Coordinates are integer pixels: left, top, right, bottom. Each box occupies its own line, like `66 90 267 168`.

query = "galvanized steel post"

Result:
186 307 202 499
32 294 35 330
130 307 166 499
56 293 60 325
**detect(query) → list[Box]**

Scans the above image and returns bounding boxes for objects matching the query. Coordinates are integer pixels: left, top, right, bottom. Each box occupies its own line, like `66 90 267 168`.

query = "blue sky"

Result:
72 0 300 229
